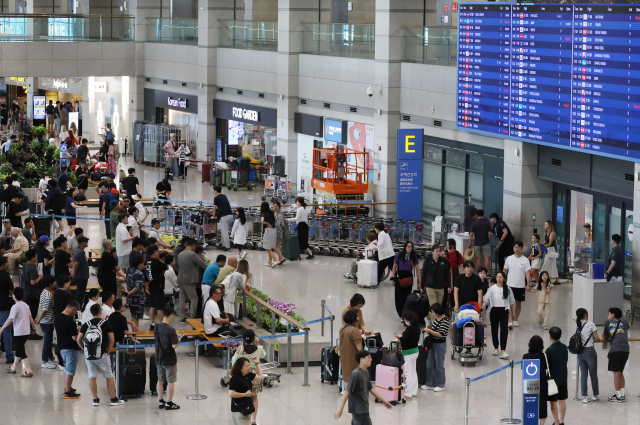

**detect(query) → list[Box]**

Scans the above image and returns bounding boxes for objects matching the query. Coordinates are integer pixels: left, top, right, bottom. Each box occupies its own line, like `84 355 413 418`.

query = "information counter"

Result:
572 274 624 326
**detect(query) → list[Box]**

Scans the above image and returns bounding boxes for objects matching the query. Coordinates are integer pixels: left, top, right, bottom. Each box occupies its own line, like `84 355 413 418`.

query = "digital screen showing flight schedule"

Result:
456 3 640 162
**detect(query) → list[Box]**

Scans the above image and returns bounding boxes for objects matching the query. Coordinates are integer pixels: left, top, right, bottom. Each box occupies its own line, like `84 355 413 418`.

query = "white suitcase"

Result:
357 259 378 288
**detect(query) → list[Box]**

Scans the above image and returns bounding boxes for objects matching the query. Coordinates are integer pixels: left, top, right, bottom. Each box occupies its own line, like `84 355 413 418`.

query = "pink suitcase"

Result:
374 364 406 405
463 322 475 346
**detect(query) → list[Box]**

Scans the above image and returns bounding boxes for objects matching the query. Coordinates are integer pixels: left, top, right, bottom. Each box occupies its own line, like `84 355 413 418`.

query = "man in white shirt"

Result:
202 284 236 337
371 222 395 283
127 207 141 238
149 218 172 249
131 195 149 226
101 292 116 320
115 214 135 271
503 240 531 328
67 228 83 254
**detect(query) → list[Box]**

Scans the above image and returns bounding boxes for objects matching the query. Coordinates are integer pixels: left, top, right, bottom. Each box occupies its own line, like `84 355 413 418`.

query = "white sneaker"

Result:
500 352 510 359
143 315 150 320
583 397 590 404
58 365 65 371
344 273 353 280
47 359 58 365
405 394 412 399
41 362 56 369
544 326 548 330
421 385 434 390
592 395 599 402
492 349 499 356
508 323 513 330
513 321 519 327
434 387 444 392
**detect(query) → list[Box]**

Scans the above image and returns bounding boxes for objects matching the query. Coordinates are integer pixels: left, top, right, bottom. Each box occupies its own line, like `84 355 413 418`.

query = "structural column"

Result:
631 162 640 308
502 139 554 251
373 0 424 217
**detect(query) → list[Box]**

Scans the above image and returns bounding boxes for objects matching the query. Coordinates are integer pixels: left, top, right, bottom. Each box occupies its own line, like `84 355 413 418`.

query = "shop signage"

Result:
94 82 108 92
52 79 68 89
397 129 423 221
212 99 277 127
324 118 347 144
154 89 198 114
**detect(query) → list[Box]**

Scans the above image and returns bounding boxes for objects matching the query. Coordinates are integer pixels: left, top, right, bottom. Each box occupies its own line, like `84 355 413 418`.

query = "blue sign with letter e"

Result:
396 129 423 220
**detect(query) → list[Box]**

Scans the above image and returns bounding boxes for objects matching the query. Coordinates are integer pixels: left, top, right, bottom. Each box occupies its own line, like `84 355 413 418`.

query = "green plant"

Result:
67 169 78 186
245 288 303 333
0 163 13 175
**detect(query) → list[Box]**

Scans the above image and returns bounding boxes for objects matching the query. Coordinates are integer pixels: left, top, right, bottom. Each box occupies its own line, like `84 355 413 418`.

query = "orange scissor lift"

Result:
311 146 369 216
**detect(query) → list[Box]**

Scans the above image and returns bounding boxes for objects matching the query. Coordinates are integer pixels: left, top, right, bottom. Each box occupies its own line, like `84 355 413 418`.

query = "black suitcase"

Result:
117 349 146 398
165 166 173 181
91 172 101 181
403 291 430 326
321 345 339 384
149 353 168 395
417 339 427 386
34 217 50 236
366 338 383 382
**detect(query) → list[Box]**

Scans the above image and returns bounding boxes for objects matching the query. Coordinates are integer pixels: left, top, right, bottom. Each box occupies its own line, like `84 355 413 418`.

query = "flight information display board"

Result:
457 3 640 161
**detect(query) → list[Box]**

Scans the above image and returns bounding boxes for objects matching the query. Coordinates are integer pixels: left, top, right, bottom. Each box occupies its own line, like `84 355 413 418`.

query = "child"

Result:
528 234 543 284
478 267 490 296
123 256 146 330
532 271 552 329
344 232 378 280
230 207 248 260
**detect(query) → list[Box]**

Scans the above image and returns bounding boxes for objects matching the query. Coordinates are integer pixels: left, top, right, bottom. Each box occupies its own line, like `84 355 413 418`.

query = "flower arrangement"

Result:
268 300 297 315
245 288 305 333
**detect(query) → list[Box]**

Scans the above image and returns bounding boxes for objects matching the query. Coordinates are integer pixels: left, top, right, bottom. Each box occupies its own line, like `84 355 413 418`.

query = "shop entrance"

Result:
554 183 633 297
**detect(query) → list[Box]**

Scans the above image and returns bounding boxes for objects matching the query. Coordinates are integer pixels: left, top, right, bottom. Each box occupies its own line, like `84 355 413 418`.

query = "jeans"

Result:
40 323 55 363
577 346 599 397
219 214 234 249
0 310 14 362
54 118 60 135
426 342 447 388
404 352 419 396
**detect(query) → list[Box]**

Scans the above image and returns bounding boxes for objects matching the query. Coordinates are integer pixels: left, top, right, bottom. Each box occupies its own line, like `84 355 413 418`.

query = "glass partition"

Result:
301 23 375 59
0 14 135 41
147 18 197 45
403 26 457 66
218 21 278 51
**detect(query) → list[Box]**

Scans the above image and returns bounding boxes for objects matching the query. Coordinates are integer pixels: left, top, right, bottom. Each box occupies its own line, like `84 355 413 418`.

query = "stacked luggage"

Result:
451 303 484 364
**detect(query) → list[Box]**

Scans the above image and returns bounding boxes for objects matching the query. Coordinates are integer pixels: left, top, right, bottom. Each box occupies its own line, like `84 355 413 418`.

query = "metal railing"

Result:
218 20 278 51
403 26 457 66
301 22 375 59
146 17 197 45
0 14 135 42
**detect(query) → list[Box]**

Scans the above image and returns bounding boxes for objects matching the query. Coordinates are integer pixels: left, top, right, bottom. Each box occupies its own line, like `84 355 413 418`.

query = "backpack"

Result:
539 244 546 259
105 130 114 142
83 319 105 360
113 146 121 160
569 322 591 354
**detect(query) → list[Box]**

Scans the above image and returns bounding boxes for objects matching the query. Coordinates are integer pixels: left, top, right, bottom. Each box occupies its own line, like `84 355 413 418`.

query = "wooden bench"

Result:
133 329 203 339
186 318 227 348
70 284 102 292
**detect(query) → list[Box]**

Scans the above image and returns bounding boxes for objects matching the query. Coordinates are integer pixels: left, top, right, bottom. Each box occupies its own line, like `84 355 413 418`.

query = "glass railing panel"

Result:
403 26 457 66
218 21 278 51
301 23 375 59
146 18 197 45
0 14 135 41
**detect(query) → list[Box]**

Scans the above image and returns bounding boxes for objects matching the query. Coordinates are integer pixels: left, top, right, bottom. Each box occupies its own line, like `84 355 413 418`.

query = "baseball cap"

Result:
110 188 119 194
77 236 89 244
131 195 141 201
39 235 52 243
151 218 161 225
109 199 119 208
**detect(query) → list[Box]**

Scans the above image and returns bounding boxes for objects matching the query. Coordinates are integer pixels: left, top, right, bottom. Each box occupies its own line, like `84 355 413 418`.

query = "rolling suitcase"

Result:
417 343 427 386
366 337 383 382
403 291 430 326
356 259 378 288
374 364 405 405
282 234 300 260
149 353 168 395
321 345 340 384
452 321 484 347
117 348 146 398
165 166 173 181
202 156 212 183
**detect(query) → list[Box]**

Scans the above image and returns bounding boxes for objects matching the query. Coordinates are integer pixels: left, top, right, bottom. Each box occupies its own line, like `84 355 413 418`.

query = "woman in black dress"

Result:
76 162 91 196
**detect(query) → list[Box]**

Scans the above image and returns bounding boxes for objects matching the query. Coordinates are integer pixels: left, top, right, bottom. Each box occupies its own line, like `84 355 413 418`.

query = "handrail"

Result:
301 21 375 26
218 19 278 23
242 289 309 331
600 337 640 349
0 13 134 17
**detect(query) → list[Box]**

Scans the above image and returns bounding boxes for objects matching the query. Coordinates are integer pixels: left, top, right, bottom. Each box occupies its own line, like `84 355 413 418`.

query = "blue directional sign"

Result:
60 144 67 153
522 359 540 425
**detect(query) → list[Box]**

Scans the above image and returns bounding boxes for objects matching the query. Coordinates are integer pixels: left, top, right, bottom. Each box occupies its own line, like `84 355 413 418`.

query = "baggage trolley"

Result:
450 312 484 366
219 336 281 388
262 175 278 201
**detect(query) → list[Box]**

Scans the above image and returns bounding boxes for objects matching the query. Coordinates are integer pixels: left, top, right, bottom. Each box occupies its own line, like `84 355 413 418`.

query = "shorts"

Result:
60 349 80 376
548 384 568 401
157 364 177 383
475 243 491 259
129 303 144 319
511 286 526 302
607 351 629 372
148 290 167 311
86 355 113 379
66 213 76 226
118 255 130 270
351 413 373 425
531 258 541 269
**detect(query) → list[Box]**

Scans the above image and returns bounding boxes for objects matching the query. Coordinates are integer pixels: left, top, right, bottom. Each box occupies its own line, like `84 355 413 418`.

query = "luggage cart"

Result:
450 312 484 366
219 336 282 388
262 175 277 201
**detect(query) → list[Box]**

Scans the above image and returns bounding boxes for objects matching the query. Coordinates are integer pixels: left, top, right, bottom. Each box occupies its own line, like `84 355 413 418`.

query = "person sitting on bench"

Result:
202 284 237 337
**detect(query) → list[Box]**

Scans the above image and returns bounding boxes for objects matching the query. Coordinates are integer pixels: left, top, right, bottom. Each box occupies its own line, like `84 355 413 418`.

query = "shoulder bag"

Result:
543 352 558 396
606 320 622 359
232 396 256 416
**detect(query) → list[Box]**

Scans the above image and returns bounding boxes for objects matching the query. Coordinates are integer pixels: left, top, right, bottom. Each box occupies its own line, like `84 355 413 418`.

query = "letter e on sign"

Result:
405 135 416 153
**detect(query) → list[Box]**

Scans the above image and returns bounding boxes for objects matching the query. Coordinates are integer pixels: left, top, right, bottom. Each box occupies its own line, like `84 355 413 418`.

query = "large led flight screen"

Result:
456 3 640 161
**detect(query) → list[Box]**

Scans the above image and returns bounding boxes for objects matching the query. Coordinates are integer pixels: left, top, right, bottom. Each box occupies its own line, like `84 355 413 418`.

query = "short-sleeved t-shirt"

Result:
454 273 483 306
121 176 139 196
98 251 118 288
54 312 80 351
80 318 114 354
202 263 221 286
54 289 74 316
154 322 179 366
7 201 23 228
470 217 492 246
577 320 597 348
46 104 55 115
492 220 513 241
37 245 53 276
73 247 89 280
346 367 373 414
147 258 167 292
54 249 72 279
57 172 69 190
203 298 222 334
98 181 117 194
108 311 129 345
65 197 76 215
23 263 40 300
214 194 233 217
21 228 33 245
229 372 256 412
393 252 418 272
156 182 171 197
0 270 15 311
261 211 275 228
608 246 623 276
603 319 630 353
9 301 32 336
503 255 531 289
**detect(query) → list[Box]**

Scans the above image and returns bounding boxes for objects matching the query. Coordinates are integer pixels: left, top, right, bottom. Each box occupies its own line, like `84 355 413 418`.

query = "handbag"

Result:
543 352 558 396
233 397 256 416
399 276 413 288
546 247 559 259
423 333 433 349
381 341 405 367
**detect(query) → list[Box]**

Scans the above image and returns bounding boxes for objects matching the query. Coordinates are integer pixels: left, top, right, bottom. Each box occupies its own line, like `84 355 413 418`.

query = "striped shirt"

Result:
38 289 55 324
432 315 450 343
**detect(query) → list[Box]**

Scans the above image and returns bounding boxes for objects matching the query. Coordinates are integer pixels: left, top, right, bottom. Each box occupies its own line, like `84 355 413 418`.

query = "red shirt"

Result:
445 250 463 277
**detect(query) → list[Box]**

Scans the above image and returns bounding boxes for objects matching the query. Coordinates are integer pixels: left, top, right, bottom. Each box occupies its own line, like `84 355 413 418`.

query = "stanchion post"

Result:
303 331 310 387
270 311 276 362
464 377 470 425
256 304 262 329
573 359 580 401
187 340 207 400
286 323 292 375
242 292 247 320
115 344 119 399
321 300 326 337
501 360 521 424
330 314 335 346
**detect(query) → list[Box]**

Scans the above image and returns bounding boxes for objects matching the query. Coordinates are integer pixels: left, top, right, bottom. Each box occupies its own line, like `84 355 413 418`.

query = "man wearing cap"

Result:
0 219 15 251
101 188 119 239
149 218 172 249
120 168 140 200
36 235 54 276
71 236 90 303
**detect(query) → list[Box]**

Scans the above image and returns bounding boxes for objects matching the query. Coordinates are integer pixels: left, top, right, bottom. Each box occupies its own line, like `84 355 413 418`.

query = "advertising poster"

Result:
397 129 423 220
33 96 46 119
68 112 79 132
228 120 244 145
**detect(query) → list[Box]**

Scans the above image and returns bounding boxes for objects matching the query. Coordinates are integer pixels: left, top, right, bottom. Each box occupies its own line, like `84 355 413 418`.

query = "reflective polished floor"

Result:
1 156 638 425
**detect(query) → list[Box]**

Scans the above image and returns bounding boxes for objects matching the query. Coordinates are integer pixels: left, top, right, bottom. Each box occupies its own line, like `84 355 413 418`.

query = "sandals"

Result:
21 372 33 378
6 367 15 374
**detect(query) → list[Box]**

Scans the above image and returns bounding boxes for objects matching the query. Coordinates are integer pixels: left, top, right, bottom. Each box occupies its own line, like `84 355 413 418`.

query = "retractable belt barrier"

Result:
30 213 109 221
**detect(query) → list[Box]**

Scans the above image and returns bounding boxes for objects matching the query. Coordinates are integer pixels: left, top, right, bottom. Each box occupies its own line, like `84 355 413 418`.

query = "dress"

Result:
4 234 28 269
339 324 363 385
540 233 559 279
107 145 117 175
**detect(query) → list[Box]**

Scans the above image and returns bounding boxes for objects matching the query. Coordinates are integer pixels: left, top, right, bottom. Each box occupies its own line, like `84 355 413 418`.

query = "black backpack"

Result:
569 322 591 354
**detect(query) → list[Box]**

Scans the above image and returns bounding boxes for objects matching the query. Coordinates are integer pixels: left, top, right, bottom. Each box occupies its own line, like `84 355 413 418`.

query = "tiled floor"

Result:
1 156 638 424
